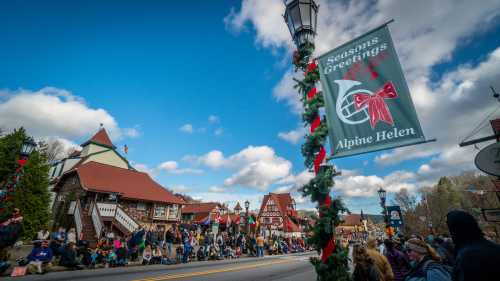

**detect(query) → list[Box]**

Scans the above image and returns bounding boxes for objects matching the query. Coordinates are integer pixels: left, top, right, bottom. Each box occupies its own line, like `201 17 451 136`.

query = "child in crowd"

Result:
142 245 153 265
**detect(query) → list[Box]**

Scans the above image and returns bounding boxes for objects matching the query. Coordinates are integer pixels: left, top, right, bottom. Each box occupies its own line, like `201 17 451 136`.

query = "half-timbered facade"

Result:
258 193 301 237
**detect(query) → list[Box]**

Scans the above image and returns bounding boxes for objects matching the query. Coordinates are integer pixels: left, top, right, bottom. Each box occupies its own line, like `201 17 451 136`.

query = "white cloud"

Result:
0 87 133 141
198 150 226 169
171 185 191 193
158 160 203 174
208 115 220 124
272 69 303 115
275 169 314 193
195 146 293 191
208 186 226 193
123 127 141 138
334 170 417 197
224 0 292 50
278 125 306 144
158 161 178 171
179 124 194 134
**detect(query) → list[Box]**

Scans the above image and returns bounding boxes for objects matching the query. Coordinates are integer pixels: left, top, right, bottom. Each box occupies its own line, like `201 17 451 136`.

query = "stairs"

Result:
81 212 97 245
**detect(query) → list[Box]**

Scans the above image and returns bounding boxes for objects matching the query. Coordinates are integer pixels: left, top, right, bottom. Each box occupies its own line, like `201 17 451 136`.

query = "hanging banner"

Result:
317 23 426 158
387 205 403 227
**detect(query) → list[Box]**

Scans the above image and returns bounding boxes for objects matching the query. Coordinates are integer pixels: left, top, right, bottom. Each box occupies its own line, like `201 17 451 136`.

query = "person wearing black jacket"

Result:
446 210 500 281
165 228 174 258
59 242 83 270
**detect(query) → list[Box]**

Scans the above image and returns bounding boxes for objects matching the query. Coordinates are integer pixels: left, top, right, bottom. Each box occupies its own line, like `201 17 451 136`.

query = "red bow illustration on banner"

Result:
353 81 398 129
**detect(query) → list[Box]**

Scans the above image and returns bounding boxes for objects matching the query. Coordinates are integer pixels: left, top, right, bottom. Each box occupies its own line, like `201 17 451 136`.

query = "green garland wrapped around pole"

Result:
284 1 350 280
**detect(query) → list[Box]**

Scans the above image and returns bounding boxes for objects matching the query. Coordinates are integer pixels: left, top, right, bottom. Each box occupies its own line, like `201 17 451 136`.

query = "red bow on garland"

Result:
353 81 398 129
305 61 317 75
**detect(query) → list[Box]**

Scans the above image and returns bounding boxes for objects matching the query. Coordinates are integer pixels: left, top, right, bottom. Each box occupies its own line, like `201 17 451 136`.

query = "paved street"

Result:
3 253 317 281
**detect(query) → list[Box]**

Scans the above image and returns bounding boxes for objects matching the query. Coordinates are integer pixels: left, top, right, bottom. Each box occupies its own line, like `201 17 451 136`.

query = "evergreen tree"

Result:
0 128 50 240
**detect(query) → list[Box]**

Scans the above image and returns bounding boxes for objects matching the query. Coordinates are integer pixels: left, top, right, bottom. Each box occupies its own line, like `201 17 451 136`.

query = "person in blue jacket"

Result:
27 240 53 274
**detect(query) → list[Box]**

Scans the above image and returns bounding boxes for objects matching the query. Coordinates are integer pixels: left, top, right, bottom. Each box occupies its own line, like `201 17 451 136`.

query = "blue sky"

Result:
1 0 500 214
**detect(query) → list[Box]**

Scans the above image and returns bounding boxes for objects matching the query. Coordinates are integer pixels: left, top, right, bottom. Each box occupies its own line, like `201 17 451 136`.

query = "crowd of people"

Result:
351 210 500 281
1 222 310 275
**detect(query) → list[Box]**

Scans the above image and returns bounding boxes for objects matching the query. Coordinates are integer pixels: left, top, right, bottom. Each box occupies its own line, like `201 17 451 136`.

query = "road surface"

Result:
4 252 317 281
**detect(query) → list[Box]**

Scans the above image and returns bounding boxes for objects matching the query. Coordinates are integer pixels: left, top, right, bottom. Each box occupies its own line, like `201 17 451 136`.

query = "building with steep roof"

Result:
181 202 224 224
51 128 184 244
336 213 375 242
258 193 302 237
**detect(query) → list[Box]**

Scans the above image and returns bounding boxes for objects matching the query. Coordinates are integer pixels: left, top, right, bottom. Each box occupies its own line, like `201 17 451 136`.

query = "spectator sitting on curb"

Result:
27 240 53 274
59 242 84 270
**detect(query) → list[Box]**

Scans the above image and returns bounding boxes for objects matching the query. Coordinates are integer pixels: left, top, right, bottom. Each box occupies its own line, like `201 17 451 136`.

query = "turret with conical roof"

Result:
81 127 116 149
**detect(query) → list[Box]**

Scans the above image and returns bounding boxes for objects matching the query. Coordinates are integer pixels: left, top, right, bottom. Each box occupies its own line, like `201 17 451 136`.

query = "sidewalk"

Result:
2 243 314 278
2 251 315 280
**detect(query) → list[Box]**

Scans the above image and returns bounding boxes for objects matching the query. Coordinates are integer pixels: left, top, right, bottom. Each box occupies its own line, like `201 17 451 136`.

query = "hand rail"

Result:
91 202 104 239
74 200 83 240
115 206 139 233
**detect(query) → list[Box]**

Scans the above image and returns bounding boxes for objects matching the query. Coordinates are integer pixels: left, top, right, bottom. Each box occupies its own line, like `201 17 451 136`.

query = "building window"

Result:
264 217 271 224
168 205 178 219
137 202 146 211
272 217 281 224
154 206 166 218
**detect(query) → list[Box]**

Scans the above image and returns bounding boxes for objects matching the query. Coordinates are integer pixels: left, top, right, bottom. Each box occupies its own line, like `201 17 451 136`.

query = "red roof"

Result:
259 193 297 218
285 218 301 232
340 214 363 226
81 128 115 148
182 202 220 214
65 161 183 204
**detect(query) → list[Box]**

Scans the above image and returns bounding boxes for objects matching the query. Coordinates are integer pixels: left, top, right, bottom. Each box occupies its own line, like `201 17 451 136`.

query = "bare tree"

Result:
43 139 68 163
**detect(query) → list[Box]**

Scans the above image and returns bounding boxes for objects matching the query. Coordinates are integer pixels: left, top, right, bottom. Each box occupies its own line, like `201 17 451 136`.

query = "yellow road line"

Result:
133 259 294 281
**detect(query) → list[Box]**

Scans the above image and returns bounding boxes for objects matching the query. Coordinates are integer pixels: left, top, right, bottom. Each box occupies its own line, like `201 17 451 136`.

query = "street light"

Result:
377 187 391 237
377 187 387 207
20 137 36 159
283 0 319 48
245 200 250 234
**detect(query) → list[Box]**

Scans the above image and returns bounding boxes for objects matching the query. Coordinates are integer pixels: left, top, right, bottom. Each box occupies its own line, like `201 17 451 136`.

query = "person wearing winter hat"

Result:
404 238 451 281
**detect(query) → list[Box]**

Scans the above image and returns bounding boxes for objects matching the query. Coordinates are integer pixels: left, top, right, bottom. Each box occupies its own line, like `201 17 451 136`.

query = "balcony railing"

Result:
96 202 139 233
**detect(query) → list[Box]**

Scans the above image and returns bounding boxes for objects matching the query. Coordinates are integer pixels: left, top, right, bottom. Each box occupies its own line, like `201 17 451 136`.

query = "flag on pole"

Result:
317 22 427 158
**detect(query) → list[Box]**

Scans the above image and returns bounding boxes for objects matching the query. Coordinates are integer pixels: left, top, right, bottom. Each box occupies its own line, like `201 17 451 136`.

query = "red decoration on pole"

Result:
307 87 317 100
17 159 27 166
310 115 321 133
321 195 331 207
305 60 317 75
313 146 326 173
321 235 335 263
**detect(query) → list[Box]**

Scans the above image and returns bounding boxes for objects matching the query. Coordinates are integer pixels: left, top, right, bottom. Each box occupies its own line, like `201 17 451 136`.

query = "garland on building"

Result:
294 43 351 281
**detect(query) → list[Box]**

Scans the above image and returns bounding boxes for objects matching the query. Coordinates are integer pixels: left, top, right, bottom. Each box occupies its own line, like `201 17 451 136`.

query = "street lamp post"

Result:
245 200 250 234
377 187 391 238
284 0 318 49
0 137 37 223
